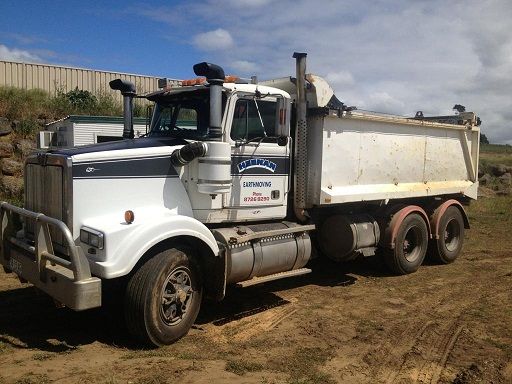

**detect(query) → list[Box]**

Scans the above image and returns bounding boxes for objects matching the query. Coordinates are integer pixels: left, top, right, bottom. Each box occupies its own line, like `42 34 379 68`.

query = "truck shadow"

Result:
198 255 391 326
0 256 391 351
0 285 109 351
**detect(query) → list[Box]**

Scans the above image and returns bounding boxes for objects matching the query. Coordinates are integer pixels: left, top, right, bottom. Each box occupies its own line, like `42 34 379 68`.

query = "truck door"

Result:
224 95 290 217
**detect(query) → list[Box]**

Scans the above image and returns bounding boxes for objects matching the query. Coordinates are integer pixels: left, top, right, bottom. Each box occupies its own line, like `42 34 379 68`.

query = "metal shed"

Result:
40 115 148 149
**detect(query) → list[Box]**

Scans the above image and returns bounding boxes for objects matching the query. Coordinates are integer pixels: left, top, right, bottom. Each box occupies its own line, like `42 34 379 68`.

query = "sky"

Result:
1 0 511 144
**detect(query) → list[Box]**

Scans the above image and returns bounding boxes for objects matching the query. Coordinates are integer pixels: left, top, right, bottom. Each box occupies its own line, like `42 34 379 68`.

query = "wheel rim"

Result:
159 267 194 326
444 218 461 252
403 225 423 263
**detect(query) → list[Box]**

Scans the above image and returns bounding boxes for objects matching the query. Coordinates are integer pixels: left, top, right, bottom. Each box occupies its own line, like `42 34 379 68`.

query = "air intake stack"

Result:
109 79 137 139
193 62 225 138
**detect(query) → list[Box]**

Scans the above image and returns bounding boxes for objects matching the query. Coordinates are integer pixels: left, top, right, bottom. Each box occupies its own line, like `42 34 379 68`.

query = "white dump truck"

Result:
0 53 480 346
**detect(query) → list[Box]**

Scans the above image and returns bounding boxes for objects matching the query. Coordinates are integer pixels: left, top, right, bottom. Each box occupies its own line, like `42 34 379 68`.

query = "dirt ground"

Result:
0 194 511 384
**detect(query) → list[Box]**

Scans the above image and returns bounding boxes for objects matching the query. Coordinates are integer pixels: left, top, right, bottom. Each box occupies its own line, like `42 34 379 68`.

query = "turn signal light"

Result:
224 75 239 83
125 210 135 224
181 75 239 86
181 77 206 86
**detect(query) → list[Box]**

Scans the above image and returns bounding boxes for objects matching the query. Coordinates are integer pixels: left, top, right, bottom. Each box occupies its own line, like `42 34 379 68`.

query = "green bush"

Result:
65 88 97 111
95 91 122 116
14 118 39 137
0 87 48 120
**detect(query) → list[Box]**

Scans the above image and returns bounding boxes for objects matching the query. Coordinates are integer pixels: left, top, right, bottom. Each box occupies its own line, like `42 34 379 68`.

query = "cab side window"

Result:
231 99 276 141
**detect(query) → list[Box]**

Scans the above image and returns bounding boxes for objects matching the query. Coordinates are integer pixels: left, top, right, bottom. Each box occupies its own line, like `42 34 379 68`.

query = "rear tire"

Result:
429 206 465 264
124 248 202 347
384 213 428 275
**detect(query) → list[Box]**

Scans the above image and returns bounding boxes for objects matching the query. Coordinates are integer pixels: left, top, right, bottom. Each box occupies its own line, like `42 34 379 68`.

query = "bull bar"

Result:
0 202 101 311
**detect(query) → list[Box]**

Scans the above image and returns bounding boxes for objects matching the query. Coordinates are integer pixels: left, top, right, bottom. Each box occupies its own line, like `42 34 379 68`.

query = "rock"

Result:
1 159 23 176
1 176 23 197
499 172 512 185
13 139 36 158
478 173 492 185
489 164 508 177
0 142 14 158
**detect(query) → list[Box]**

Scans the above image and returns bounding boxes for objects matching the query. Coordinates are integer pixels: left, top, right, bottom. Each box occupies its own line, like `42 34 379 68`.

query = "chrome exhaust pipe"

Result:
293 52 308 222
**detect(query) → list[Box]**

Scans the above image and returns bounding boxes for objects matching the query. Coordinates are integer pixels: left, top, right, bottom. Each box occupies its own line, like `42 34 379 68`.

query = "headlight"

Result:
80 227 104 249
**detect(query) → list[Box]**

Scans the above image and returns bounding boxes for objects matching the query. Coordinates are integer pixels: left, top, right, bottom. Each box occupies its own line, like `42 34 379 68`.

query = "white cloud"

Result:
140 0 512 144
367 92 406 114
229 60 258 74
222 0 271 7
326 71 355 88
193 29 234 51
0 44 42 63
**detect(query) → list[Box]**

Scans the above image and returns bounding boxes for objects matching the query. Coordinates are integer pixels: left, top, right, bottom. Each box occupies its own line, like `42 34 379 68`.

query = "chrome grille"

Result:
25 162 66 246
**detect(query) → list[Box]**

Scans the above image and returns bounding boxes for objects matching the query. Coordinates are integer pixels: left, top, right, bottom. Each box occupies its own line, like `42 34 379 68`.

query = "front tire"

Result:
429 206 465 264
384 213 428 275
125 248 202 346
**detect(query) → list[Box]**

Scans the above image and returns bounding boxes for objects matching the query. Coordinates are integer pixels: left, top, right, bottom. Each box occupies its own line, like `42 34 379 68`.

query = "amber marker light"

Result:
125 210 135 224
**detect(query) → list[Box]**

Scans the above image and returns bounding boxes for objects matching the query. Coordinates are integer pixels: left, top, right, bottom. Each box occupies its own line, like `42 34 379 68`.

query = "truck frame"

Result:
0 53 479 346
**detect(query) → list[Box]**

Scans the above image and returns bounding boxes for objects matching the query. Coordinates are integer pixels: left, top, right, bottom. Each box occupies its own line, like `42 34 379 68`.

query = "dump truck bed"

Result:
306 110 480 207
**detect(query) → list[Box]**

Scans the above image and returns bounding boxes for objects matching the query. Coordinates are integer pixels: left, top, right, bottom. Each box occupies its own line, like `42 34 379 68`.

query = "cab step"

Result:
236 268 312 288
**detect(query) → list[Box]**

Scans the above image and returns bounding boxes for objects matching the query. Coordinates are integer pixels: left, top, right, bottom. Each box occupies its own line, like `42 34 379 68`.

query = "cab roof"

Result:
145 82 290 101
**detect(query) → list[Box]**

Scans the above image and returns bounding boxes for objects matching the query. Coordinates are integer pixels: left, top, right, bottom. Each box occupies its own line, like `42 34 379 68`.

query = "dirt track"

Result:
0 196 511 384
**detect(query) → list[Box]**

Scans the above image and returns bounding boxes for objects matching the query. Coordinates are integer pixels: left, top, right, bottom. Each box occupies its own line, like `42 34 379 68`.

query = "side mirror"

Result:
277 136 289 147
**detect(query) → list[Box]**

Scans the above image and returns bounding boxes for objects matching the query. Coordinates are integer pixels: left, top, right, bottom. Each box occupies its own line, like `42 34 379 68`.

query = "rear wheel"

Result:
125 248 202 346
429 206 465 264
384 213 428 275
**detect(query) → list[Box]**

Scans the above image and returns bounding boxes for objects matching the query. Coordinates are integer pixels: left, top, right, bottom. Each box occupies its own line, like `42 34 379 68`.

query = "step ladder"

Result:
236 268 312 288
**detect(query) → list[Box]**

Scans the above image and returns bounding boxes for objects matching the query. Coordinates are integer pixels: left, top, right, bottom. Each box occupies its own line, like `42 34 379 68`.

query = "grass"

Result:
467 194 512 221
465 194 512 254
0 87 48 121
121 347 172 360
0 341 10 354
267 346 336 384
13 374 51 384
480 144 512 154
225 359 264 376
32 352 54 361
480 144 512 169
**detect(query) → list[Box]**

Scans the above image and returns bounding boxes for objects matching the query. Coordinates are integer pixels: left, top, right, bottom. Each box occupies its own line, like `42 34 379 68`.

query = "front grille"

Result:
24 156 70 247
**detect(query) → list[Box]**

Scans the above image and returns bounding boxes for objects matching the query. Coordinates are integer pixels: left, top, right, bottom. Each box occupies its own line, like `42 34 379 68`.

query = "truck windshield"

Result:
148 88 225 140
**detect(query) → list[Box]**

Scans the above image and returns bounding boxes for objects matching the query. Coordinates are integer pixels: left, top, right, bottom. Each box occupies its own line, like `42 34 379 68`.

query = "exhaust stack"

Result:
293 52 308 222
193 62 225 138
109 79 136 139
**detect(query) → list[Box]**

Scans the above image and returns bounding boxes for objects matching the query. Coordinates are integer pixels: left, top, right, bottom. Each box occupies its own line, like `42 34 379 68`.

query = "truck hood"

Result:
49 137 188 157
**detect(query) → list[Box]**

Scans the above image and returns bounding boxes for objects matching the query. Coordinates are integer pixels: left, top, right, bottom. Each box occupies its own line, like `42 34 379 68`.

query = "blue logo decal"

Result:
237 158 277 173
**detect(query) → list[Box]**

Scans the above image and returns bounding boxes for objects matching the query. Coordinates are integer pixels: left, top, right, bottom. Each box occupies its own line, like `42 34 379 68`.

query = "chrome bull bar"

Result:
0 202 101 311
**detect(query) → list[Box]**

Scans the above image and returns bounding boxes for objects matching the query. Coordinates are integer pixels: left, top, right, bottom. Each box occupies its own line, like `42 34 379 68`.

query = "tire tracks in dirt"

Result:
385 304 472 384
205 297 299 343
390 319 464 384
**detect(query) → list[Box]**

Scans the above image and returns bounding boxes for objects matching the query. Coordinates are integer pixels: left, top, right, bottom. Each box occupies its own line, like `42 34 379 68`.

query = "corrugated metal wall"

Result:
0 60 180 99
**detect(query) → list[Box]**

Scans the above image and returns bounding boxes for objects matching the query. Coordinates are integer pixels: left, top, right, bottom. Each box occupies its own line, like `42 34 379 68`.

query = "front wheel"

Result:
384 213 429 275
429 206 465 264
125 248 202 346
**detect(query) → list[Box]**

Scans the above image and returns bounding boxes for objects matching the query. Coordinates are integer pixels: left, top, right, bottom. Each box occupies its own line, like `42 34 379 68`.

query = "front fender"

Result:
84 209 219 279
